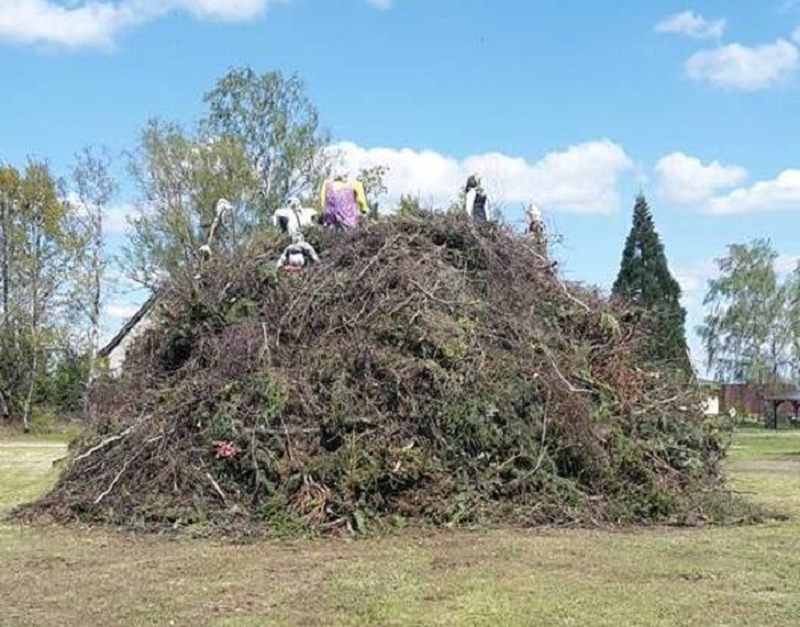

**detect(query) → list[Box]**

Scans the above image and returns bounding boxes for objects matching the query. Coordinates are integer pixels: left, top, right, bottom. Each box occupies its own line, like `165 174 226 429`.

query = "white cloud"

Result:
674 253 798 320
671 259 716 376
686 39 799 91
655 152 800 215
104 266 148 295
336 140 633 215
655 11 726 42
655 152 747 205
707 169 800 214
365 0 391 8
673 260 717 296
776 254 800 274
672 253 800 307
0 0 277 49
172 0 270 21
105 203 136 235
105 301 143 320
65 192 134 235
676 255 800 297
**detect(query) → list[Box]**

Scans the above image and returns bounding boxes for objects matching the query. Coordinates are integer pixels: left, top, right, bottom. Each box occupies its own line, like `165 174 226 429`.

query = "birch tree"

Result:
202 67 332 217
0 161 84 430
71 146 117 415
124 119 258 287
124 68 333 287
0 165 23 423
699 239 800 386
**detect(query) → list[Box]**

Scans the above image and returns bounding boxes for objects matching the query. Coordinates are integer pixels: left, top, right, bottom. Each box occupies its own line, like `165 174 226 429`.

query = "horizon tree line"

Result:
2 66 795 430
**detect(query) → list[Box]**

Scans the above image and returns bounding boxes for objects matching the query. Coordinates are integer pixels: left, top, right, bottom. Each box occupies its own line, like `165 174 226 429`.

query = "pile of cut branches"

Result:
17 209 739 535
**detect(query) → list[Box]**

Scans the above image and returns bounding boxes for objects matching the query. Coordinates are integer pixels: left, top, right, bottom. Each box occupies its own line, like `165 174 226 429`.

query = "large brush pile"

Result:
21 209 733 535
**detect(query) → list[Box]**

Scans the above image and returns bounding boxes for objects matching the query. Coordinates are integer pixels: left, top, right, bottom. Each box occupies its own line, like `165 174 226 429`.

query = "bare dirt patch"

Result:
727 460 800 474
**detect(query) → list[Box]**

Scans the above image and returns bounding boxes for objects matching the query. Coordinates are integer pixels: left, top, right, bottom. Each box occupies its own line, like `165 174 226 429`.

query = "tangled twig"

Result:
19 208 727 535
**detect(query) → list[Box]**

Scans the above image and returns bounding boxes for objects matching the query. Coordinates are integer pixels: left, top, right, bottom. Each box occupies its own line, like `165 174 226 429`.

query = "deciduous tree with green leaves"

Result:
70 146 117 415
125 119 258 287
0 161 85 430
202 67 332 216
0 165 24 423
126 68 331 287
612 194 691 375
356 164 389 219
698 239 800 386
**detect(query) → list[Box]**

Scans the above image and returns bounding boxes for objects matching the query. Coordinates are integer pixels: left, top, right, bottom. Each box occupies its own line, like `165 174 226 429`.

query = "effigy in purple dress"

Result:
323 181 360 231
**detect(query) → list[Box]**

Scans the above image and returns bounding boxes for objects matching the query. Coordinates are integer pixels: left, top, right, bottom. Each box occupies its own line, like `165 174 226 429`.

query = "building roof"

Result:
98 292 160 359
767 390 800 403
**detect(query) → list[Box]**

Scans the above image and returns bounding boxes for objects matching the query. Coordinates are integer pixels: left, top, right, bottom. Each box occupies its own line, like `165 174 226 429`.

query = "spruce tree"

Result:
612 194 692 375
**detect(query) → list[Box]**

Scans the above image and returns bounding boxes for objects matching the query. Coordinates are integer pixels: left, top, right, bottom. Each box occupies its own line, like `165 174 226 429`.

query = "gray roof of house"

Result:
767 390 800 403
98 292 160 358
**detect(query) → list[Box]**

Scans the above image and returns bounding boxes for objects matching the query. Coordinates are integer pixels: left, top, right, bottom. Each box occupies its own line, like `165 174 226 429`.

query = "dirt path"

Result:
728 460 800 474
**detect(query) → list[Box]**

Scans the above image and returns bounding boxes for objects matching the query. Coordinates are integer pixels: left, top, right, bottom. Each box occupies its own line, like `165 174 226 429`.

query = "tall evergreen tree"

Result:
612 194 692 375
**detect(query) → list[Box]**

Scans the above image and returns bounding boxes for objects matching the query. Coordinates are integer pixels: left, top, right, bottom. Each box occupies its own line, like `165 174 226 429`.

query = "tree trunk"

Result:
1 196 9 313
83 215 102 420
22 346 36 432
0 390 9 423
23 228 42 433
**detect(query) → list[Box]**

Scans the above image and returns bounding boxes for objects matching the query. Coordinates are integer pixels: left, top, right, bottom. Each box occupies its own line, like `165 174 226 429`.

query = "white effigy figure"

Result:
199 198 232 258
271 197 318 236
276 233 320 273
526 202 547 257
464 173 489 225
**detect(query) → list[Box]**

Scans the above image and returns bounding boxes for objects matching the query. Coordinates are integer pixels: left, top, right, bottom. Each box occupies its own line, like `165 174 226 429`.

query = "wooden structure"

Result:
765 390 800 429
720 383 766 416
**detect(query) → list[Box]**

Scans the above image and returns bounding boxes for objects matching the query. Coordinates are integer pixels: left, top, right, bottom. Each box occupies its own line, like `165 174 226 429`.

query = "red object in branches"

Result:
213 441 242 459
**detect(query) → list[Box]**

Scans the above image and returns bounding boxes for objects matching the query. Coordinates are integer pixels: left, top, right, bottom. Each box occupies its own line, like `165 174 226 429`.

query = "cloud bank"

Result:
656 10 800 91
336 140 633 214
0 0 392 49
656 152 800 214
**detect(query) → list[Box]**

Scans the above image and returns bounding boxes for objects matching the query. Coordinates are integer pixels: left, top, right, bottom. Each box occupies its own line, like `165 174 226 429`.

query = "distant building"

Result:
98 294 159 374
719 383 766 417
698 380 798 420
703 393 720 416
765 390 800 428
698 379 720 416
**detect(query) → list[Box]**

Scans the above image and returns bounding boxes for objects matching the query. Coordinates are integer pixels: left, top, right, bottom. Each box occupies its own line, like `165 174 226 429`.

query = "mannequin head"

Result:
465 172 481 192
527 202 542 223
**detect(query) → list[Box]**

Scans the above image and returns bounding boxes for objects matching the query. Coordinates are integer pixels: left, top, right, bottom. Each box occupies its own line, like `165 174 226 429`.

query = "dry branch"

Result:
17 208 732 536
73 426 134 462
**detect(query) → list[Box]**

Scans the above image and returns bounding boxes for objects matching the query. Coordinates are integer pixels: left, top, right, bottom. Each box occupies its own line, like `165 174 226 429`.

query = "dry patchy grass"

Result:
1 430 800 626
0 439 65 516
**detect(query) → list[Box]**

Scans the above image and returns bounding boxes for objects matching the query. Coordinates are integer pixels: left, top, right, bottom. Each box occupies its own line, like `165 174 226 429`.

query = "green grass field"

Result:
1 429 799 626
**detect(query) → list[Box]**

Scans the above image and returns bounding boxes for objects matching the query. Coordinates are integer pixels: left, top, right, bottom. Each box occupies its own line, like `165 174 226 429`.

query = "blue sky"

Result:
1 0 799 370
